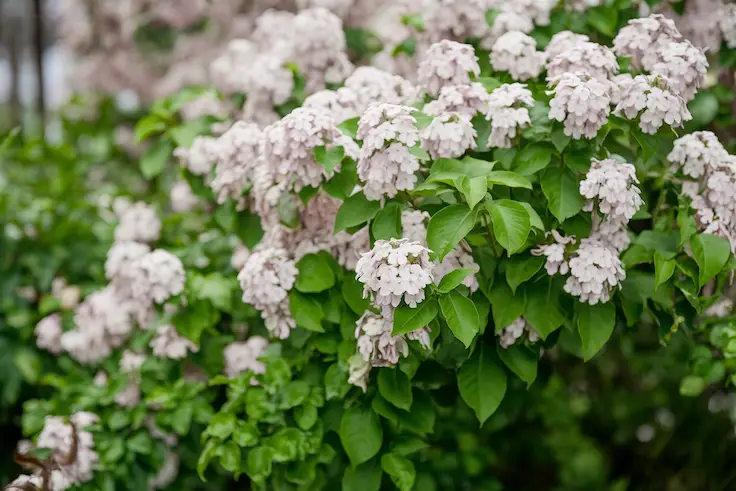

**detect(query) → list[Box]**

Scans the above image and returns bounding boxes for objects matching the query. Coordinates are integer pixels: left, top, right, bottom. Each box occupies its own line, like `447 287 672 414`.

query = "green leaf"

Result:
426 204 478 260
313 145 344 174
335 192 381 233
457 176 488 209
541 166 584 223
372 202 403 241
408 145 431 160
324 157 359 200
402 13 425 30
513 143 554 176
393 299 439 336
551 128 571 152
520 202 545 231
140 139 173 179
13 348 41 383
690 233 731 288
342 460 383 491
381 453 416 491
586 6 617 37
295 254 336 293
246 446 275 481
654 252 676 289
135 115 168 142
430 157 495 177
338 117 360 138
486 171 532 189
524 278 567 339
677 207 697 246
207 412 236 439
277 192 300 229
391 437 430 456
289 291 325 332
232 421 259 447
506 255 545 294
458 343 507 425
687 91 719 128
170 119 211 148
680 375 706 396
576 302 616 361
280 381 311 409
487 199 531 254
497 344 538 387
378 368 413 411
437 269 476 293
217 441 241 473
325 364 351 401
439 291 480 347
340 407 383 466
489 282 525 332
198 440 217 481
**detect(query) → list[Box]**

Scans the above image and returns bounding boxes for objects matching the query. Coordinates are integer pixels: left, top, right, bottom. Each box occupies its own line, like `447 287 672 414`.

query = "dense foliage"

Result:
4 1 736 490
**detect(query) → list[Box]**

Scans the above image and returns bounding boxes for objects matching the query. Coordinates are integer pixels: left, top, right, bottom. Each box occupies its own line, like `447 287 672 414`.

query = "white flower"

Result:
532 230 575 275
179 92 228 122
417 40 481 96
423 83 490 118
223 336 269 379
150 324 199 360
114 202 161 243
211 121 261 204
506 0 557 26
120 350 146 373
344 67 420 111
719 4 736 49
548 72 611 139
490 31 545 82
34 412 99 488
669 131 729 179
238 248 298 312
704 298 733 318
170 180 199 212
355 238 434 309
105 241 150 281
498 317 540 348
614 74 692 134
303 87 362 123
613 14 683 70
434 247 480 293
260 107 342 191
546 42 618 82
650 40 708 102
174 136 219 176
35 313 63 355
485 83 535 148
419 112 477 159
544 31 590 60
481 8 534 48
580 158 643 221
564 238 626 304
401 209 430 243
357 103 421 200
423 0 492 43
355 311 409 366
594 218 632 252
128 250 186 304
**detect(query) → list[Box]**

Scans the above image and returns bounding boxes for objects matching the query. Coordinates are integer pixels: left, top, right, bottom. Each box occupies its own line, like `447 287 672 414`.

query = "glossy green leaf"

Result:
378 368 413 411
576 302 616 361
505 255 545 294
690 233 731 288
487 199 531 254
486 171 533 189
381 453 416 491
140 139 172 179
458 343 507 425
439 291 480 348
393 299 439 336
437 269 476 293
372 202 403 241
340 407 383 466
426 204 478 260
497 344 538 387
541 166 584 223
335 192 381 233
289 290 325 332
295 254 336 293
654 252 676 289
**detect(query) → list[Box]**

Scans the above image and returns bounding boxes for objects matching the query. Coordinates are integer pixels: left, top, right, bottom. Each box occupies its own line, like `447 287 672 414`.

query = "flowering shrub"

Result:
5 1 736 490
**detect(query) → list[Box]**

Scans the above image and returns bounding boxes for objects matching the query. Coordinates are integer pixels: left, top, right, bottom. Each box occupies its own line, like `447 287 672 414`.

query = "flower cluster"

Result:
532 230 576 276
355 238 434 311
485 83 535 148
417 40 481 96
548 72 611 139
423 83 490 118
546 41 619 82
650 40 708 102
580 158 644 222
498 317 540 349
419 112 477 159
223 336 270 379
564 237 627 304
614 74 692 134
613 14 683 70
357 103 421 200
668 131 729 179
490 31 545 82
211 121 262 205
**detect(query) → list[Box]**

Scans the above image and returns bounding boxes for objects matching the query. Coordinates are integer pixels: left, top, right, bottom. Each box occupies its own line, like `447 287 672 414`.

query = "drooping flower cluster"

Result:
613 14 683 70
417 40 481 97
223 336 270 379
580 158 644 222
127 250 186 304
355 238 434 311
490 31 545 82
150 324 200 360
423 83 490 118
114 202 162 243
238 248 299 339
670 132 736 251
614 74 692 134
211 121 262 205
498 317 540 349
564 237 627 304
485 83 535 148
174 136 220 176
546 41 619 82
343 67 421 110
532 230 576 276
357 103 421 200
9 412 100 490
650 40 708 102
35 313 63 355
548 72 611 139
419 113 477 159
